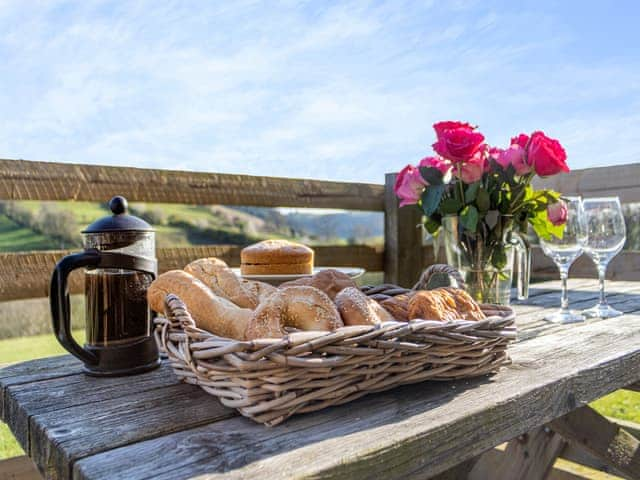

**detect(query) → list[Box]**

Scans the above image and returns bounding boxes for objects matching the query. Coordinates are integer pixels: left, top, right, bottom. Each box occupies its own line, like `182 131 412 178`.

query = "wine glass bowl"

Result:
539 196 587 323
582 197 626 319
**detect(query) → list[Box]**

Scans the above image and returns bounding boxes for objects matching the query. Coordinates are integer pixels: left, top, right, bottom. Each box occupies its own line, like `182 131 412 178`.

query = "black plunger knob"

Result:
109 196 128 215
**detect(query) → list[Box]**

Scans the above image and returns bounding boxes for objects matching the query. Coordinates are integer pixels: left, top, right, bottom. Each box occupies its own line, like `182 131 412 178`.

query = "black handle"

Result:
50 250 101 365
50 250 157 365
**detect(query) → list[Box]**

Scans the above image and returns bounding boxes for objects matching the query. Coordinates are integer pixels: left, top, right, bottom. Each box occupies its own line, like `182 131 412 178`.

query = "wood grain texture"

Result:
469 427 566 480
69 284 640 480
0 356 83 420
6 361 235 480
384 173 424 287
0 159 384 210
551 406 640 480
533 163 640 204
0 244 383 301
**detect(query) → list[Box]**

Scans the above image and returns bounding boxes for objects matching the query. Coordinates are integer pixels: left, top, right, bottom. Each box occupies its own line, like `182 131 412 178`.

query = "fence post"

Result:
384 173 425 287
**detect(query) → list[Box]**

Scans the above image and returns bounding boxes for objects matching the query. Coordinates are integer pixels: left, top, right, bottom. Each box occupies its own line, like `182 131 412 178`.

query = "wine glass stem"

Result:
598 263 608 306
559 266 570 311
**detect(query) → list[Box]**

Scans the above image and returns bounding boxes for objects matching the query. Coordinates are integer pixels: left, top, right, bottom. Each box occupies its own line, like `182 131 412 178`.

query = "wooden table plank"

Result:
0 356 83 420
72 293 640 480
3 361 181 451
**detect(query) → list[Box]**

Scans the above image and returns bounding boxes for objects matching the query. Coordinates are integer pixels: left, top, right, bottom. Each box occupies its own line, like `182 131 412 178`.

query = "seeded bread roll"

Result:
240 279 277 303
148 270 252 340
335 287 394 326
279 268 357 300
245 286 343 339
185 258 258 309
241 240 314 275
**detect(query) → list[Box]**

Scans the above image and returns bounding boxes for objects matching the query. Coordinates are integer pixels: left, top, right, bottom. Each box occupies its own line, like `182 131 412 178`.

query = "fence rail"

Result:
0 159 385 211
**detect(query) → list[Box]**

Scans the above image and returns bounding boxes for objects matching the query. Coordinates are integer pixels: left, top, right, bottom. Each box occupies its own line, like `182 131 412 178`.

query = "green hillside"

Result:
0 214 58 251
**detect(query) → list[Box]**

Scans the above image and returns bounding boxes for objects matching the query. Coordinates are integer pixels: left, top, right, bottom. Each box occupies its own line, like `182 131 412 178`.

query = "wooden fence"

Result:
0 158 639 302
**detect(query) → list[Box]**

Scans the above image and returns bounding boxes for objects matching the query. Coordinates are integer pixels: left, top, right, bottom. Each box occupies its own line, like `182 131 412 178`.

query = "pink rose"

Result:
419 156 451 176
528 131 569 177
497 144 532 176
511 133 529 149
432 121 485 164
489 146 503 160
547 200 568 226
394 165 427 207
457 150 487 183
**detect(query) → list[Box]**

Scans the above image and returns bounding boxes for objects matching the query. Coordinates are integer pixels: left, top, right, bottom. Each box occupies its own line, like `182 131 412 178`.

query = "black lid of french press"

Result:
82 196 154 233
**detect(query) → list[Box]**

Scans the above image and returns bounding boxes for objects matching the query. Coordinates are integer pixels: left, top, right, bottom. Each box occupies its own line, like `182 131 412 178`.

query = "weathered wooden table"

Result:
2 280 640 480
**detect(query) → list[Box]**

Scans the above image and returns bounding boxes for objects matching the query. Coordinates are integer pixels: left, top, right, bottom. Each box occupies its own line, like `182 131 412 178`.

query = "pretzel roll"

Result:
245 286 343 339
185 258 258 309
335 287 394 326
148 270 252 340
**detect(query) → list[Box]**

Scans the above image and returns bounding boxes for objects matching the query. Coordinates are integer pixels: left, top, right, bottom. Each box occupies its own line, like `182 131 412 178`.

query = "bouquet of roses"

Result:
394 121 570 302
395 121 569 241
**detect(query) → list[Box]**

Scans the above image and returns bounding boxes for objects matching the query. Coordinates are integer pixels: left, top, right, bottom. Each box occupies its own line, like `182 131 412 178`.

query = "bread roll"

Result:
148 270 252 340
185 258 258 309
241 239 313 275
279 268 357 300
245 286 342 339
380 292 414 321
335 287 394 326
408 288 485 321
240 279 277 303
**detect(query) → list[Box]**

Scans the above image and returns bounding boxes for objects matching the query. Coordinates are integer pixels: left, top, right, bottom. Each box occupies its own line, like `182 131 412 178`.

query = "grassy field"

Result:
0 328 639 460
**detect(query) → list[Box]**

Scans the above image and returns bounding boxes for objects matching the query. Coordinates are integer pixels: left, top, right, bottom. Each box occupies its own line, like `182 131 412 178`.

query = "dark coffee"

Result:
85 269 153 346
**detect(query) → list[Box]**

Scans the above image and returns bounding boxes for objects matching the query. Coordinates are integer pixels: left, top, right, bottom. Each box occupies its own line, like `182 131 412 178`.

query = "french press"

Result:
50 196 160 376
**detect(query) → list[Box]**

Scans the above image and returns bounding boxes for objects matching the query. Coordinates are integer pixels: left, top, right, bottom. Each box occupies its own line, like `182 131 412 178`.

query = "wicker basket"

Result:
155 267 516 426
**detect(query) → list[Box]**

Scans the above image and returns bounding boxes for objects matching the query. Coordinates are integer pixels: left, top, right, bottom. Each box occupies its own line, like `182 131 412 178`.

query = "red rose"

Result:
432 121 485 164
433 121 474 137
528 131 569 177
511 133 529 149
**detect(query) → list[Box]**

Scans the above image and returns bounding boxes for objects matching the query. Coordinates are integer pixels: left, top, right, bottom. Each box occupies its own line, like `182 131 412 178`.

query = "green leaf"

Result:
460 205 479 232
465 182 480 203
421 185 445 217
440 198 462 215
419 167 444 186
529 207 565 241
491 247 508 270
423 216 441 234
476 188 491 212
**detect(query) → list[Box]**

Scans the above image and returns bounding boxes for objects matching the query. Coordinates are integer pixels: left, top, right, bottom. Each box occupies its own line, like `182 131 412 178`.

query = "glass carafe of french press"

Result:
50 196 160 376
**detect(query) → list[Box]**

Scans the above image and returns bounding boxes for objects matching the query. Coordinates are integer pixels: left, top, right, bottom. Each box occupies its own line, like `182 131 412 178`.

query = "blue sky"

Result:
1 0 639 184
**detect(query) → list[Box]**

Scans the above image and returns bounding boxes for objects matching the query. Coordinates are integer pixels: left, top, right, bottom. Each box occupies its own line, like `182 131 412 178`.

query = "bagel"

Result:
245 286 343 339
335 287 394 326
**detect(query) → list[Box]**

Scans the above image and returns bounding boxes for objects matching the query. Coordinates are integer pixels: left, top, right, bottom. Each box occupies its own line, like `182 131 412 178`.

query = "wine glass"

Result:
539 196 587 323
582 197 626 318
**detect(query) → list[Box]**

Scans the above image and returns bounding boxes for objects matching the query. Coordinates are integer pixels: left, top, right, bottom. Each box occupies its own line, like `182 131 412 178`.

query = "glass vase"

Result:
440 215 530 305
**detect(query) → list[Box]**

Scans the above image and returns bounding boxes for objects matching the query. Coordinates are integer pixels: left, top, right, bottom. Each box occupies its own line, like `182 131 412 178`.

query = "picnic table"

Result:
2 279 640 480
